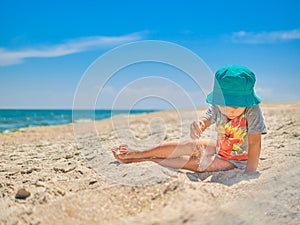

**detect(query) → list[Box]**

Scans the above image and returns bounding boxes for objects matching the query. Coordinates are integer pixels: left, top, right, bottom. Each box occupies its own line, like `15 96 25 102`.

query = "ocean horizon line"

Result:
0 109 160 133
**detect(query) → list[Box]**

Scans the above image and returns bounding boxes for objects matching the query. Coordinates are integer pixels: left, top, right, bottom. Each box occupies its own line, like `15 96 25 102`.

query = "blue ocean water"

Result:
0 109 157 133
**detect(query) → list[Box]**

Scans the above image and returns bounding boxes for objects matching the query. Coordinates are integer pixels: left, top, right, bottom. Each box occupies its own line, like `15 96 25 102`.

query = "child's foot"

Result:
111 145 129 163
111 144 141 163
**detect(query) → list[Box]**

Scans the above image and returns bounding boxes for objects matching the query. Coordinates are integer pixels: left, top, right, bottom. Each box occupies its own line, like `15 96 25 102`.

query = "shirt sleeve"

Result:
203 104 217 125
246 105 267 134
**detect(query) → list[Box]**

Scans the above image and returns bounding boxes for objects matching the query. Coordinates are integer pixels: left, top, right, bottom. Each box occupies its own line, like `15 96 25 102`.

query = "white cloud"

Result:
0 32 144 66
232 28 300 44
97 80 202 110
255 87 273 95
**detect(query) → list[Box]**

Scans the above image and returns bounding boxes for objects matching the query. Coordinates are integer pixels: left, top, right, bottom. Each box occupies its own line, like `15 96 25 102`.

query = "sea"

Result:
0 109 157 133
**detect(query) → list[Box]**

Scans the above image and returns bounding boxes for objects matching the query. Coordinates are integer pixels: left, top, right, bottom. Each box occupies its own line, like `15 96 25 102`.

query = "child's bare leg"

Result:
112 139 216 162
150 156 235 172
112 141 234 172
112 139 215 163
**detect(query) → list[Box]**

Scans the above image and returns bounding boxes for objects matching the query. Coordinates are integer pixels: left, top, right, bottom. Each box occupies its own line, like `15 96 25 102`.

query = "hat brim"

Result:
206 91 261 107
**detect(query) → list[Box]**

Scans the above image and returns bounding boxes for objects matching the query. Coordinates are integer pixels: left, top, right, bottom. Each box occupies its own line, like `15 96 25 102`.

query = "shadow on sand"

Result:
186 169 261 186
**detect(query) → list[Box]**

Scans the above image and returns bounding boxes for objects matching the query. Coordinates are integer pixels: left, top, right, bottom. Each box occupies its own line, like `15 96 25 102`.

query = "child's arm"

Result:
190 118 211 139
201 117 211 130
245 133 262 172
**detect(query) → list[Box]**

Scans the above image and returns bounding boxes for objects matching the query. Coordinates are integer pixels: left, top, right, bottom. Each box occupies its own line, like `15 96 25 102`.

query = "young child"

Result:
112 65 267 173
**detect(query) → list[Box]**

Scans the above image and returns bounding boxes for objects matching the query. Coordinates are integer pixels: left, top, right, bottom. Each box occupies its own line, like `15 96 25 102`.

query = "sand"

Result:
0 102 299 225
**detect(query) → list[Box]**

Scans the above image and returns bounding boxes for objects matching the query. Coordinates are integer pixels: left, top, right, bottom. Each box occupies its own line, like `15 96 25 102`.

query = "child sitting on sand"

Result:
112 65 267 173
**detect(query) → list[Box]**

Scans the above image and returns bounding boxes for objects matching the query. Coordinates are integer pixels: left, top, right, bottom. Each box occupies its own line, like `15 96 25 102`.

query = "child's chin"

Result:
227 116 236 119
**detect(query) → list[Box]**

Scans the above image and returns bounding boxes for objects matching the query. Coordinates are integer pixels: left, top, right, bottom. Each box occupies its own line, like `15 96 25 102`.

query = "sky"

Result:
0 0 300 109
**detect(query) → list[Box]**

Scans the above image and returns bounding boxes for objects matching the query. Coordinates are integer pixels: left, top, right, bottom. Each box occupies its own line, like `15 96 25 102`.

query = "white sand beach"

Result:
0 102 299 225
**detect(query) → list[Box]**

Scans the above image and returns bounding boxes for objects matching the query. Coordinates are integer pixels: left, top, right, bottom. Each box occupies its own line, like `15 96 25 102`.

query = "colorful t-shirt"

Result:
203 104 267 161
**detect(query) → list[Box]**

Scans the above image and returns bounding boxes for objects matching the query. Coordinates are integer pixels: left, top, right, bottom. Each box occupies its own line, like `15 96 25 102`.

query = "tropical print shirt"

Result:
203 104 267 160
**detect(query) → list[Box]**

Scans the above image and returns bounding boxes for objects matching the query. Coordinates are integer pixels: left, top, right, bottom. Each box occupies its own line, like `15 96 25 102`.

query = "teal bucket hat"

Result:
206 65 261 107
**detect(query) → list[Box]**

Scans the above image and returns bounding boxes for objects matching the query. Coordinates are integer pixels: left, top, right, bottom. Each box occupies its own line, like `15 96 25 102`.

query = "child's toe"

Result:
111 146 118 152
119 144 128 153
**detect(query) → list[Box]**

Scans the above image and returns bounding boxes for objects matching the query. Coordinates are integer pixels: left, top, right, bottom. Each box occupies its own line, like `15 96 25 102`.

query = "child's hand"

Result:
190 120 205 139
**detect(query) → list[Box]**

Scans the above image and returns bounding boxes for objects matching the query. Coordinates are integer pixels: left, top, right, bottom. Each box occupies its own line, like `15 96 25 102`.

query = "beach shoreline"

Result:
0 102 299 225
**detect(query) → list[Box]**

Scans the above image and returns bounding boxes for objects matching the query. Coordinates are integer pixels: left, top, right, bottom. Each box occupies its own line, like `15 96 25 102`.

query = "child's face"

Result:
217 106 246 119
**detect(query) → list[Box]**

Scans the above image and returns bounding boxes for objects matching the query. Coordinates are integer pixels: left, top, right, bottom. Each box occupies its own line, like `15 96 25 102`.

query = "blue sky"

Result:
0 0 299 109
